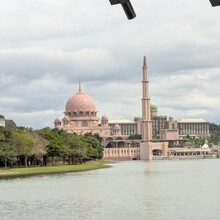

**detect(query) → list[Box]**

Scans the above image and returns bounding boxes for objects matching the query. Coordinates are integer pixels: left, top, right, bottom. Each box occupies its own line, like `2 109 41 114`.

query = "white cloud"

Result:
0 0 220 129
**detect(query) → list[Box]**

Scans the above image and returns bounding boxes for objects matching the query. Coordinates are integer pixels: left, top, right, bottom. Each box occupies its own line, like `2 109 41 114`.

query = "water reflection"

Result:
0 160 220 220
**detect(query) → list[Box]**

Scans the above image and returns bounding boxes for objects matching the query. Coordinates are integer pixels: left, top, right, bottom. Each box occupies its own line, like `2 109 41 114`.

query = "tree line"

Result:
0 127 103 168
208 123 220 146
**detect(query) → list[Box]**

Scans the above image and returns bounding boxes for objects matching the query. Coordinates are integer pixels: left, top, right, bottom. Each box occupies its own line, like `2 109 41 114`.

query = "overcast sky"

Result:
0 0 220 129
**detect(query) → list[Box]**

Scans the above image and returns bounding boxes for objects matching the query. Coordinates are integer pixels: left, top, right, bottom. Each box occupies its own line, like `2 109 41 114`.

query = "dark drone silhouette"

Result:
109 0 220 20
109 0 136 20
210 0 220 6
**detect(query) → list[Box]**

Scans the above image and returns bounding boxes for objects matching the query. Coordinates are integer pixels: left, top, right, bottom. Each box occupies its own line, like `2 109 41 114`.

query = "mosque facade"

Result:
53 87 161 146
53 82 143 159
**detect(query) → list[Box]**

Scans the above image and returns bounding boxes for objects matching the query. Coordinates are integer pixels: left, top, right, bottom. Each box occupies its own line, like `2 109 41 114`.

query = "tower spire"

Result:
79 77 82 92
143 55 147 68
141 55 152 141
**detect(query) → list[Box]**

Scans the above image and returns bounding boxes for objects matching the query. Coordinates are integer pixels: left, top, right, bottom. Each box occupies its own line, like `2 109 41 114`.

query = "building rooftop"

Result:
5 120 16 128
108 119 135 124
178 119 208 123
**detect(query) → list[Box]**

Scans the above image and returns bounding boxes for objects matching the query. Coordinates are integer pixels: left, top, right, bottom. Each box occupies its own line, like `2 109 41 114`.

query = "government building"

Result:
178 118 209 138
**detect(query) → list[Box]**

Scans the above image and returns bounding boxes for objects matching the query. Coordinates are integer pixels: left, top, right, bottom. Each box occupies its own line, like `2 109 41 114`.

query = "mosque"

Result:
54 56 210 160
53 82 163 154
54 85 158 139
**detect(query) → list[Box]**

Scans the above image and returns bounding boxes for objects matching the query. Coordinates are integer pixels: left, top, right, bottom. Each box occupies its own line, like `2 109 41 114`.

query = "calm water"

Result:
0 160 220 220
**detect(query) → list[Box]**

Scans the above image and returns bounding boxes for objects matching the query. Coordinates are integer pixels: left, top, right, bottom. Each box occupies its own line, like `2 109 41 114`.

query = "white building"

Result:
178 119 209 138
0 115 5 127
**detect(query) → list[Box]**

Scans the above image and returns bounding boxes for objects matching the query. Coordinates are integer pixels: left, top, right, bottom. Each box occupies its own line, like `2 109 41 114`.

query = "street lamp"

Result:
209 0 220 6
109 0 136 20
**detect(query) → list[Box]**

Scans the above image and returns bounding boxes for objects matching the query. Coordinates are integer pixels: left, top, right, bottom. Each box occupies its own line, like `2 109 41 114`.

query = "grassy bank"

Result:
0 160 112 179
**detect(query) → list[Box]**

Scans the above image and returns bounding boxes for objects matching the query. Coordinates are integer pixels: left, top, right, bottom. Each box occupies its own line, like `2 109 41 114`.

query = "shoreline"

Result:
0 160 112 180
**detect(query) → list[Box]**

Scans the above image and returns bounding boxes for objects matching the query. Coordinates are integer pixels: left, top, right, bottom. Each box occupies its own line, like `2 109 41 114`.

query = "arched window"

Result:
67 112 71 117
73 112 77 117
86 111 90 116
79 111 84 117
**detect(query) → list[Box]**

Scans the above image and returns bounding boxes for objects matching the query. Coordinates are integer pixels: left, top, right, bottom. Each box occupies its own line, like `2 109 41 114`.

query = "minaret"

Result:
141 56 152 141
79 77 82 92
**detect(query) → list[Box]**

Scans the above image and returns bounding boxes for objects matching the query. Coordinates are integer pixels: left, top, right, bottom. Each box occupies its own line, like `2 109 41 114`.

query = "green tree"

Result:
210 131 220 145
0 127 17 168
128 134 142 140
209 123 220 132
30 132 48 166
11 130 35 167
0 142 17 168
83 135 103 159
37 128 67 165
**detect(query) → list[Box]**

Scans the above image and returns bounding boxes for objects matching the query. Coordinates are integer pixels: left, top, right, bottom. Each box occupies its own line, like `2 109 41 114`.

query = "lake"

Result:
0 159 220 220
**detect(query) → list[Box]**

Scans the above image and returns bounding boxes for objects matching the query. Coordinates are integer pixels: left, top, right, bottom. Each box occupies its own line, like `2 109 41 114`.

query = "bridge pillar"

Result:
140 141 168 160
140 141 153 160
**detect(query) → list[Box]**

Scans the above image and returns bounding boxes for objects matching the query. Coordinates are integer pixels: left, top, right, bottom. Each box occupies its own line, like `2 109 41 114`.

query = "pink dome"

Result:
65 91 96 113
62 116 70 121
114 124 121 130
101 115 108 121
54 118 62 123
